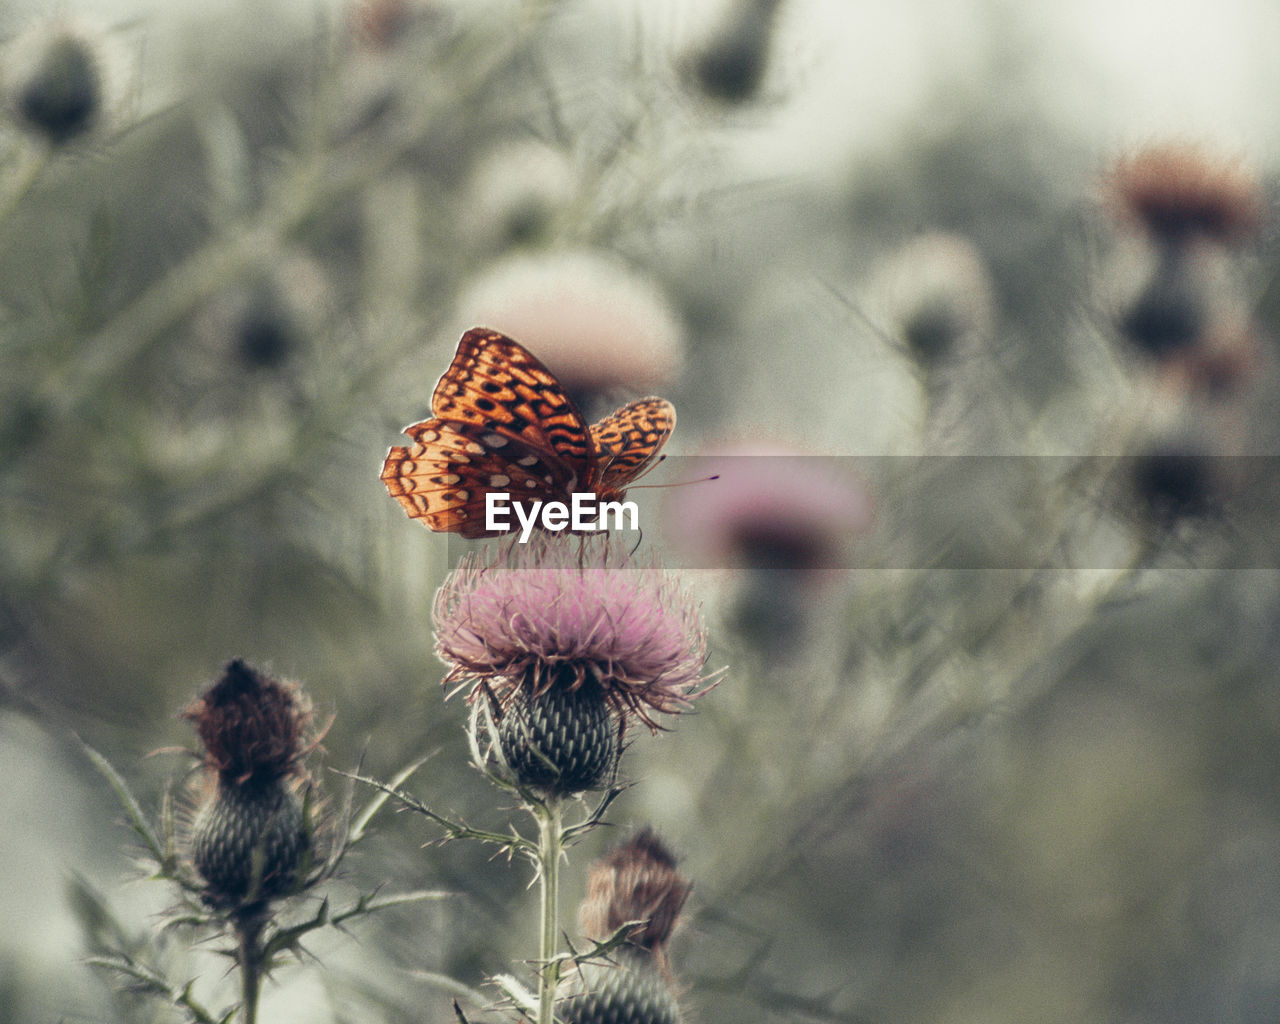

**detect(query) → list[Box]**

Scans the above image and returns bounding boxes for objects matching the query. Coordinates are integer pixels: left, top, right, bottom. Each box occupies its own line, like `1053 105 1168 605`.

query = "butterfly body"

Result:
382 328 675 537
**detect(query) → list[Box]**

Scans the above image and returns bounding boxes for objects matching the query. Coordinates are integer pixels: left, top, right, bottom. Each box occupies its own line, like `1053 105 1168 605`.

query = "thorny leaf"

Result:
84 954 225 1024
79 738 165 866
348 753 434 844
260 889 447 962
335 766 537 854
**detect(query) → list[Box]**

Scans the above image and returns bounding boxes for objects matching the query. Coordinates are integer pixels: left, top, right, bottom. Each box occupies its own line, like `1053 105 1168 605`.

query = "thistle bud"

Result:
559 829 692 1024
6 19 110 145
189 775 307 914
688 0 784 104
1129 441 1223 528
231 285 298 371
1117 246 1205 358
494 666 621 796
558 948 683 1024
183 659 312 915
871 233 997 371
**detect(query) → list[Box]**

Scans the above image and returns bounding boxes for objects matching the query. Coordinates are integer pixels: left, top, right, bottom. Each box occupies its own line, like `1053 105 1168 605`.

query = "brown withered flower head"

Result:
1105 143 1266 247
184 658 312 786
579 828 692 959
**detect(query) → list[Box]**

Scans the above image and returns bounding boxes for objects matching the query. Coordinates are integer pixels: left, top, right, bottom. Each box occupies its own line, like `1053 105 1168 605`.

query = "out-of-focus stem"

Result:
0 142 50 224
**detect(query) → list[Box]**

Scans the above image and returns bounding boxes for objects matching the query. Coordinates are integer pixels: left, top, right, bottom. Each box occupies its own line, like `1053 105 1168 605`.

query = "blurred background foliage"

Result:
5 0 1280 1021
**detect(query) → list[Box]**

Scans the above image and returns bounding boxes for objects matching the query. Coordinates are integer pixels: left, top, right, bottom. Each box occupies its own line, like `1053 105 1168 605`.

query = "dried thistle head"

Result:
183 658 313 786
1105 143 1266 247
561 829 691 1024
182 660 319 915
579 828 692 955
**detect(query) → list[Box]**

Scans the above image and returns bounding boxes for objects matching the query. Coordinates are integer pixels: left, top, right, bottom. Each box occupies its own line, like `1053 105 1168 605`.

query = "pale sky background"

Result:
15 0 1280 172
741 0 1280 175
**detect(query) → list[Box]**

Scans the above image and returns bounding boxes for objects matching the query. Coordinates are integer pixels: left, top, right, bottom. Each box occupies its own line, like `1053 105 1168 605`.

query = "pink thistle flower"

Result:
663 442 873 654
433 534 718 734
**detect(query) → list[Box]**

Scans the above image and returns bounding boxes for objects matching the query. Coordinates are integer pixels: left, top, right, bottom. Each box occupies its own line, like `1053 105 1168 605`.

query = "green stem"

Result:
0 141 49 225
535 796 564 1024
235 913 265 1024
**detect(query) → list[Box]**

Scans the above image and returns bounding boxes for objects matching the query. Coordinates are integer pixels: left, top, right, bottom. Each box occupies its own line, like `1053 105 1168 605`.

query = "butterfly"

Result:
381 328 676 537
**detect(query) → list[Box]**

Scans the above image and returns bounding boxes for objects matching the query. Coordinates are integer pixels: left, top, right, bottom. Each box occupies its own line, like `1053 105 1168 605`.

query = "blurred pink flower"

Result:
868 232 996 368
433 534 717 731
1104 142 1265 248
663 442 873 577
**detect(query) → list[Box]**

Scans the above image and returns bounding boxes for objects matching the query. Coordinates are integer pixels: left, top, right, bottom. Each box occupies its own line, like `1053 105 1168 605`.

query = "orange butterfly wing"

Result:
589 398 676 498
382 328 675 536
428 328 595 475
381 420 577 537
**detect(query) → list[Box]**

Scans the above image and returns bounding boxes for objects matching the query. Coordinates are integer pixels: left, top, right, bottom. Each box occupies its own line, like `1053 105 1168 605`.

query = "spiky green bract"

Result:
190 776 308 914
558 948 682 1024
495 665 620 795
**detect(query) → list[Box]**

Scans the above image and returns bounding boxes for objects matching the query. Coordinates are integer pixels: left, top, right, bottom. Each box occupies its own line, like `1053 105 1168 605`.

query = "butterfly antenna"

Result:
626 472 721 491
636 452 666 480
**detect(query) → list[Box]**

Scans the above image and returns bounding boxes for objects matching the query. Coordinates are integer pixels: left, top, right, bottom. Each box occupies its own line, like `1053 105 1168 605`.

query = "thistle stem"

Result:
235 913 266 1024
535 796 564 1024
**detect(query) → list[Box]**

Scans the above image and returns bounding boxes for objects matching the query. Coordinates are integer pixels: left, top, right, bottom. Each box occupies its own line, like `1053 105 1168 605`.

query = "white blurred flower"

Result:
455 249 684 406
459 137 578 250
869 232 997 368
192 253 333 373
